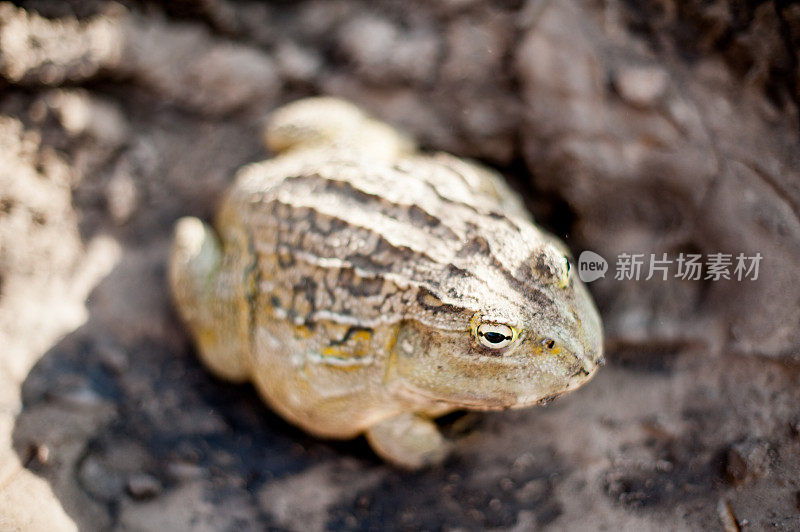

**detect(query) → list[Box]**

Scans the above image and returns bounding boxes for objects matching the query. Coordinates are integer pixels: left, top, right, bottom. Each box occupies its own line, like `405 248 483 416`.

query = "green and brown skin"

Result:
169 97 604 469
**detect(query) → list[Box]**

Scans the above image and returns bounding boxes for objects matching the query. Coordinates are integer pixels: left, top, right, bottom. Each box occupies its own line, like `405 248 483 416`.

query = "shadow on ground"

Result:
11 243 574 530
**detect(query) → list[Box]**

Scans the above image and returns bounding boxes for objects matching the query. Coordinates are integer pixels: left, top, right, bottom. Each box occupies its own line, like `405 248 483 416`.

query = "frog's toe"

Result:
365 413 451 469
169 217 221 305
169 217 249 382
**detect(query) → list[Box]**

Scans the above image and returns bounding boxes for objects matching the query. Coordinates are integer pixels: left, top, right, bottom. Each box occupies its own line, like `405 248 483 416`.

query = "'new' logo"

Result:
578 251 607 283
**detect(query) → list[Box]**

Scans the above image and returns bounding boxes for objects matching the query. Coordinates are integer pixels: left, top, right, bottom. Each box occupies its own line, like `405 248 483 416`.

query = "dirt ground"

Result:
1 1 799 530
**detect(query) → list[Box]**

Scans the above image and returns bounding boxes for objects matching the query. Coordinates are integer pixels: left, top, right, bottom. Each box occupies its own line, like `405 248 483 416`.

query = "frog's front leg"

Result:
365 412 452 469
169 217 250 382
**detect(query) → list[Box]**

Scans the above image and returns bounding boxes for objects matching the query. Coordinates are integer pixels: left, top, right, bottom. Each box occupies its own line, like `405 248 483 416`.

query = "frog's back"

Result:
219 151 545 331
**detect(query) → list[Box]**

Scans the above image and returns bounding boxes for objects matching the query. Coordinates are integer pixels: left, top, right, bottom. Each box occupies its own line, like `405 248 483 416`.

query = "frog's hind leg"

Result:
169 217 250 382
365 412 452 469
263 97 415 161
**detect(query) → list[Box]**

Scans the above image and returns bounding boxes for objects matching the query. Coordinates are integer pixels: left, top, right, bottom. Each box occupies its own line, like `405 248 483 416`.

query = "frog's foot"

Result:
169 217 249 382
365 412 452 469
263 97 415 161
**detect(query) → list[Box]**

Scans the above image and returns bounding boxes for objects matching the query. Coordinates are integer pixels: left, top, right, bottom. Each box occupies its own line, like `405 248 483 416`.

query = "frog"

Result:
168 97 604 469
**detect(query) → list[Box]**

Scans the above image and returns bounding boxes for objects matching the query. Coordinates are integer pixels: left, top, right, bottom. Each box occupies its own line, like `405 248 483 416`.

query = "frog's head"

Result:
388 236 604 410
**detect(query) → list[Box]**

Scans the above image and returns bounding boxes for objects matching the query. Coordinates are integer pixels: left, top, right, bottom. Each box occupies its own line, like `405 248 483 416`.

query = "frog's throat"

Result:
388 375 596 412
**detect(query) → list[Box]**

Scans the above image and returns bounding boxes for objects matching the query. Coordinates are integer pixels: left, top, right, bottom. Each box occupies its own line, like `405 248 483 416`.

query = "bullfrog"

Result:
169 97 603 468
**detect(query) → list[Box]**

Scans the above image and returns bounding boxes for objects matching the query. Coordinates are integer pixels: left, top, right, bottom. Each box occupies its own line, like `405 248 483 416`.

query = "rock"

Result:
42 90 129 147
725 440 772 485
117 481 259 531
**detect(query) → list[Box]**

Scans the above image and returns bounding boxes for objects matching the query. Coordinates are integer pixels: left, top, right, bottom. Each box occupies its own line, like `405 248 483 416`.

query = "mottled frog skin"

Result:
169 97 604 468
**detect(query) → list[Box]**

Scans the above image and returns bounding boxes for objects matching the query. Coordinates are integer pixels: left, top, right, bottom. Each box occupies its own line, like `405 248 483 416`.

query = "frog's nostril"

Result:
573 365 591 377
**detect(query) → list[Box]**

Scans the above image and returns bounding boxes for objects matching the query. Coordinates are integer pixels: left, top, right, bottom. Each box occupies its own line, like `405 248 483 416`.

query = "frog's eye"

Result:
558 255 572 288
475 322 517 349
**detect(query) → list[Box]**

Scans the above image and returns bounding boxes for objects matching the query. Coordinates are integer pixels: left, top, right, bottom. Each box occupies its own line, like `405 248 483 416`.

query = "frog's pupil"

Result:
483 331 508 344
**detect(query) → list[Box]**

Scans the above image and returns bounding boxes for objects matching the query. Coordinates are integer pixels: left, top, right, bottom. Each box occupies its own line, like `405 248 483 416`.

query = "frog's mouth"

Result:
390 364 600 410
391 381 558 410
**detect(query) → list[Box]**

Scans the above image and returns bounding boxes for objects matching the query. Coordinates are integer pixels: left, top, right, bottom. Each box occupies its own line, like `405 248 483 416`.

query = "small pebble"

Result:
725 440 771 484
25 443 50 467
105 170 139 225
614 65 669 107
516 479 547 503
52 384 105 410
717 498 740 532
275 41 322 83
126 473 162 500
167 460 205 481
97 342 129 373
78 456 125 501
